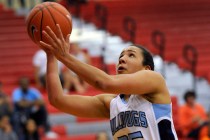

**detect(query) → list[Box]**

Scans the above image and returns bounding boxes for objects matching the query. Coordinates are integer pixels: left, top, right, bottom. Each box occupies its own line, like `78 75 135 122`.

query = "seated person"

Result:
12 77 57 139
0 115 18 140
63 43 91 94
33 49 64 89
179 91 208 139
24 119 39 140
0 82 13 118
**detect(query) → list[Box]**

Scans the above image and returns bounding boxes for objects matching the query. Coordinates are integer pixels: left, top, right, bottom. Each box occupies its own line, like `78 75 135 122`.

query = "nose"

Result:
119 56 126 64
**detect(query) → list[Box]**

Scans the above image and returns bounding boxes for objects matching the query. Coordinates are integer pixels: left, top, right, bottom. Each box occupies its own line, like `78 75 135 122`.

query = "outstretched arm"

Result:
40 25 168 97
44 50 112 118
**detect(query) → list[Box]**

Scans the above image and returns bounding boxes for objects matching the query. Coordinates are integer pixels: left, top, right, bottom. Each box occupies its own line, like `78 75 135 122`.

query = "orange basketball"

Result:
26 2 72 44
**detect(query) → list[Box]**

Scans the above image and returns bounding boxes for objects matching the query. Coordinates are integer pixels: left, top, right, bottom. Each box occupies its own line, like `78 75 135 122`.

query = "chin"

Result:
117 72 122 75
117 71 127 74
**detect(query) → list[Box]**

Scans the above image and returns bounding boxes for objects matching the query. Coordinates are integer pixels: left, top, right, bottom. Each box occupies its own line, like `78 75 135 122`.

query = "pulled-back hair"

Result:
131 44 154 71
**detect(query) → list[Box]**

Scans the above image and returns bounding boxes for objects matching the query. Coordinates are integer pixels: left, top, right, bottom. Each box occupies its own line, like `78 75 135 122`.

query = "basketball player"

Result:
39 25 178 140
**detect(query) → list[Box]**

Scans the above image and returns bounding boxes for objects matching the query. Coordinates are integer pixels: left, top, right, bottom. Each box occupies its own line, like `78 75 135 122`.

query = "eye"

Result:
129 53 135 57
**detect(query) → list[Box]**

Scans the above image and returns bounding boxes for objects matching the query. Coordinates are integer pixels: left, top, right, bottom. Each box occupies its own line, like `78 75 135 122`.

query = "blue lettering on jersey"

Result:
110 111 148 135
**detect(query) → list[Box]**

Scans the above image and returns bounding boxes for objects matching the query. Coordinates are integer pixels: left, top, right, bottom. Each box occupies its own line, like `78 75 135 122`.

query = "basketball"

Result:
26 2 72 44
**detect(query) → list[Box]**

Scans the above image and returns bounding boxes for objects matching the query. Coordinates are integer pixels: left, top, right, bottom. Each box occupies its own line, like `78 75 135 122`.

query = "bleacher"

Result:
0 7 37 95
74 0 210 82
0 0 210 139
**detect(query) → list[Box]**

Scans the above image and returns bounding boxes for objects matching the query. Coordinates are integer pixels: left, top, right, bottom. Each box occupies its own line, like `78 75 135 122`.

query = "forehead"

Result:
121 46 142 55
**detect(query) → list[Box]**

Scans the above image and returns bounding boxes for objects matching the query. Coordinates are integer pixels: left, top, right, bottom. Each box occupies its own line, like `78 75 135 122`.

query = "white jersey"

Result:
110 94 178 140
33 50 63 76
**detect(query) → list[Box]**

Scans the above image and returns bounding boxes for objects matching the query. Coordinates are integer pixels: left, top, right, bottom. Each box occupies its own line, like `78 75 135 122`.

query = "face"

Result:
0 116 10 127
20 78 29 92
186 96 195 106
26 119 37 133
117 46 147 74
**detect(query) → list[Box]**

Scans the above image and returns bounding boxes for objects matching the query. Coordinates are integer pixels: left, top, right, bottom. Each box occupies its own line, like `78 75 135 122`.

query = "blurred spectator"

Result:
33 49 64 89
0 115 18 140
96 132 108 140
18 0 35 8
19 0 25 8
67 0 87 5
24 119 39 140
0 82 13 118
43 0 56 2
63 43 91 94
7 0 12 7
12 77 57 140
199 111 210 140
179 90 208 139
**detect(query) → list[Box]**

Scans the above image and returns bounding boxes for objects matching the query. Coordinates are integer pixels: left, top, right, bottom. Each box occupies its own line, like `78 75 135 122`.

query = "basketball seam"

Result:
49 3 72 29
27 7 42 42
43 4 57 26
40 11 44 41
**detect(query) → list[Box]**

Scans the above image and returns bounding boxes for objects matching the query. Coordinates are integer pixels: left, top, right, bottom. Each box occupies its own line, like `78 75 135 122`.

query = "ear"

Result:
145 65 151 70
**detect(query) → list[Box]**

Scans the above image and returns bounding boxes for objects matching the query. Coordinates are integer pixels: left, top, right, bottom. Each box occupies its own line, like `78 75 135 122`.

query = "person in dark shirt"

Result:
0 82 13 118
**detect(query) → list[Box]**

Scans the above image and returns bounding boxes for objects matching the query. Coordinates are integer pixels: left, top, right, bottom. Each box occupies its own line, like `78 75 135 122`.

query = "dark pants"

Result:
13 105 51 140
187 122 208 139
29 106 51 132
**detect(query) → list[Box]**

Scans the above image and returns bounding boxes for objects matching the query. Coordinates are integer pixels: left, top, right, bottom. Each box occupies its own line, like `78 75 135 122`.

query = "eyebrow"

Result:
120 49 137 56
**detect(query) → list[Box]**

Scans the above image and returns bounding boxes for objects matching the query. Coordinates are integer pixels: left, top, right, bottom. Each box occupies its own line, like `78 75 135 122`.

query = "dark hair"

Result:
131 44 154 71
184 90 196 102
18 76 29 84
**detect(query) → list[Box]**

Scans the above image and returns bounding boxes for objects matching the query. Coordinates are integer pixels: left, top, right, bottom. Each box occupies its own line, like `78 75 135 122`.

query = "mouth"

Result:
117 66 126 72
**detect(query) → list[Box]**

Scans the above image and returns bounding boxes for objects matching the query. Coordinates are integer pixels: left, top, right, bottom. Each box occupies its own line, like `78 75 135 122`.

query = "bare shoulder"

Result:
137 71 170 104
135 70 166 89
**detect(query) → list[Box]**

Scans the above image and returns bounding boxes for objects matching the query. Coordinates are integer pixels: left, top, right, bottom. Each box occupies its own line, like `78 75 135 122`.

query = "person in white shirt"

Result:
63 43 91 94
33 49 64 89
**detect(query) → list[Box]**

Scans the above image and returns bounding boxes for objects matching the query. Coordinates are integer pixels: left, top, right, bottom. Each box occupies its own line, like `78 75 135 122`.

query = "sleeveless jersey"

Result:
110 94 178 140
